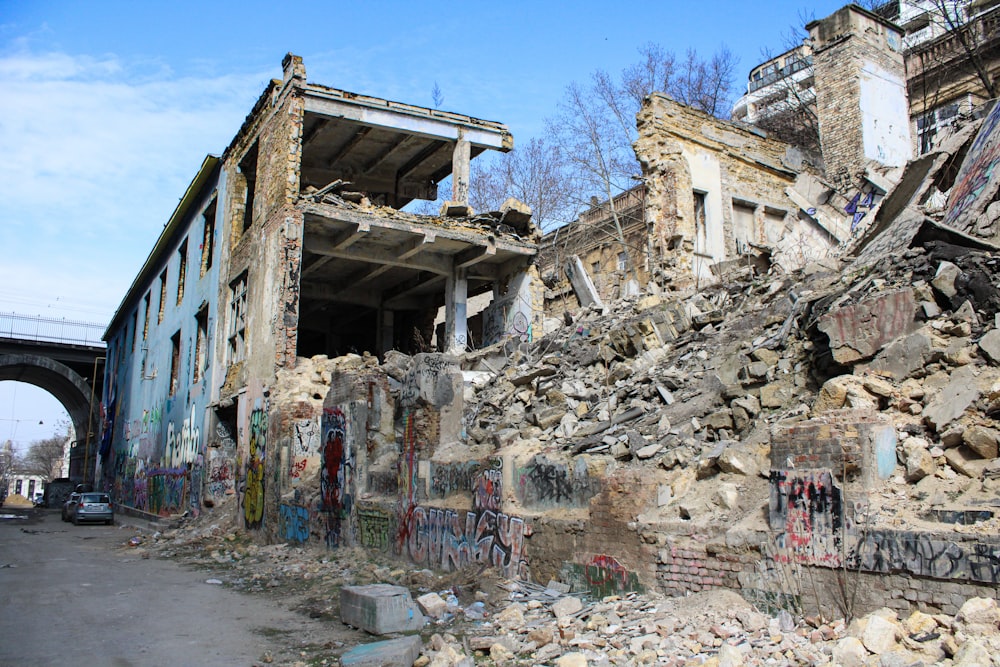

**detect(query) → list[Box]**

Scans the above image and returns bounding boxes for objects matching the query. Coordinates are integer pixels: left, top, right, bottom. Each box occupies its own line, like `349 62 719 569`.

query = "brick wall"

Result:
655 543 756 598
811 6 907 189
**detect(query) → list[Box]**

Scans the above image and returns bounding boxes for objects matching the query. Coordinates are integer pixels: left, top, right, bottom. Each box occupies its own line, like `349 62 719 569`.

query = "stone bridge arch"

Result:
0 353 101 477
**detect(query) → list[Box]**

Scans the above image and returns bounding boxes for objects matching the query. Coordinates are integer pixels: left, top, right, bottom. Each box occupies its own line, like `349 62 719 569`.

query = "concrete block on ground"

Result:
341 584 425 635
340 635 423 667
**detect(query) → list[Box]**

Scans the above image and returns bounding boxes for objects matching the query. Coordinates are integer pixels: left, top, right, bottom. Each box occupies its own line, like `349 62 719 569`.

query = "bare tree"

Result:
468 137 575 232
545 43 739 281
18 432 67 482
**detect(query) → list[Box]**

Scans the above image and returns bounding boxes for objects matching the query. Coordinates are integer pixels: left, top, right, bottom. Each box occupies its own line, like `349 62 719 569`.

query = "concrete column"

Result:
564 255 605 309
451 132 470 206
378 308 393 356
444 269 468 353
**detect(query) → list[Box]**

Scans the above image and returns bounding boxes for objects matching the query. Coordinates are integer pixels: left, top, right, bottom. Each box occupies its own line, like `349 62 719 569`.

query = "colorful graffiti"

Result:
403 505 528 579
357 505 393 551
166 403 202 468
473 460 502 513
207 450 235 499
396 409 420 550
844 188 880 232
562 555 643 599
279 503 310 543
769 470 844 566
290 419 319 481
321 407 353 547
945 100 1000 228
243 405 267 530
147 467 187 515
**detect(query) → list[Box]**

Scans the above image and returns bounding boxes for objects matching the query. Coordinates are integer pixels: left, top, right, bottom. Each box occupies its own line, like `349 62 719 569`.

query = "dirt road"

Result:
0 507 357 667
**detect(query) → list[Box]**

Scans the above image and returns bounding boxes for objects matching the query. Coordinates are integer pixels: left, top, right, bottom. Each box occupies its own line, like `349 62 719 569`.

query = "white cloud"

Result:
0 47 270 323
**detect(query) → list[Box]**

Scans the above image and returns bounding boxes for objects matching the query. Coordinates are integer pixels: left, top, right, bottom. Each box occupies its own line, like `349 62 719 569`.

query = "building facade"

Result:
735 1 1000 158
98 55 539 528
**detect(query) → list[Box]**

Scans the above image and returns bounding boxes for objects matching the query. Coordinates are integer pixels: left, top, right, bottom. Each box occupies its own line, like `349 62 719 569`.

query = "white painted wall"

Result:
683 149 726 285
860 60 912 167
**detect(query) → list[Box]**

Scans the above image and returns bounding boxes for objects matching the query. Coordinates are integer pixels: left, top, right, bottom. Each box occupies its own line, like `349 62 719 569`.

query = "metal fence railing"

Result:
0 312 107 347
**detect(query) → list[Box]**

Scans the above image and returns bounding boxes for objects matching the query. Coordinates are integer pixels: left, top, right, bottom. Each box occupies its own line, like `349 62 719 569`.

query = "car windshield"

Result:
81 494 109 504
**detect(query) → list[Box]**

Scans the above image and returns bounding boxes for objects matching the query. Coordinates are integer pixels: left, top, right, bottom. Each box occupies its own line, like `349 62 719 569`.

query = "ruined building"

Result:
736 1 1000 157
93 27 1000 648
98 55 539 520
540 4 908 311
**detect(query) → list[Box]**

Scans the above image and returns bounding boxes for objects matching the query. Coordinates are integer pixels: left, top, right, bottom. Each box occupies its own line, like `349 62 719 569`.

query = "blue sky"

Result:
0 0 847 450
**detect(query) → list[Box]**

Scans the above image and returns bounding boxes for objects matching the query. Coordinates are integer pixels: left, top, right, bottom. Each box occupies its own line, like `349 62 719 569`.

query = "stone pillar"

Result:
451 132 470 206
444 269 468 353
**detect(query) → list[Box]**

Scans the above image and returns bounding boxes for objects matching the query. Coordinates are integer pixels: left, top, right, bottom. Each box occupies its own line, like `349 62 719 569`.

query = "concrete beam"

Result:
305 93 512 150
305 239 452 276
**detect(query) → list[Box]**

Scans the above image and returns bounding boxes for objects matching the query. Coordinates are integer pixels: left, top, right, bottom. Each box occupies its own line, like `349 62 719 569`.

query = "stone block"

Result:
415 592 448 620
868 331 931 380
931 261 961 299
817 288 916 364
341 584 425 635
340 636 423 667
923 365 981 431
980 329 1000 365
552 595 584 618
943 447 988 479
962 424 999 459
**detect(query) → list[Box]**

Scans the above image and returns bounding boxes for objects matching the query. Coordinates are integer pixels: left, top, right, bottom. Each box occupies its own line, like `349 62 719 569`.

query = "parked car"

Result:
61 492 81 521
32 493 45 507
65 492 114 525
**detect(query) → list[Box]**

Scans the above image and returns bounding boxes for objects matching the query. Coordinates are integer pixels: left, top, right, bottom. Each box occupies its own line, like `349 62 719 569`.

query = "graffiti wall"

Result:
850 530 1000 584
401 505 528 579
279 502 310 543
243 392 268 530
561 554 643 599
320 406 354 547
769 465 1000 584
516 455 601 508
944 99 1000 234
768 469 844 566
289 419 320 485
111 399 207 517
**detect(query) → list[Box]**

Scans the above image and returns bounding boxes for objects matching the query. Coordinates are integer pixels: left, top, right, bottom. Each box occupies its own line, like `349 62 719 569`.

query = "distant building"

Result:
734 1 1000 158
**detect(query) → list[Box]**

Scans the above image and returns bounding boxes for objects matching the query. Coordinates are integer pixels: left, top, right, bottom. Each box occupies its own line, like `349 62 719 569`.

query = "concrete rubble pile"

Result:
132 106 1000 666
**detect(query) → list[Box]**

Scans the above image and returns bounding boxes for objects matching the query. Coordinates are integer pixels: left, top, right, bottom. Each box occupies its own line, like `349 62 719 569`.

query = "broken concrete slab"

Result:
340 584 425 635
979 329 1000 365
944 447 989 479
962 424 999 459
340 636 423 667
817 288 917 364
923 365 982 432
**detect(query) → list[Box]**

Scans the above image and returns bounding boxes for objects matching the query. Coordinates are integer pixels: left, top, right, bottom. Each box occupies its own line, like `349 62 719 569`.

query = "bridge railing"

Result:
0 312 107 347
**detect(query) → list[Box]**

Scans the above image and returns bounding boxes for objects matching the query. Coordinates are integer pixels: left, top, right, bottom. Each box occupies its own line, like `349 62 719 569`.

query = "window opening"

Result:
169 330 181 396
194 305 209 384
177 238 188 305
158 268 168 324
201 199 217 277
228 272 248 364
